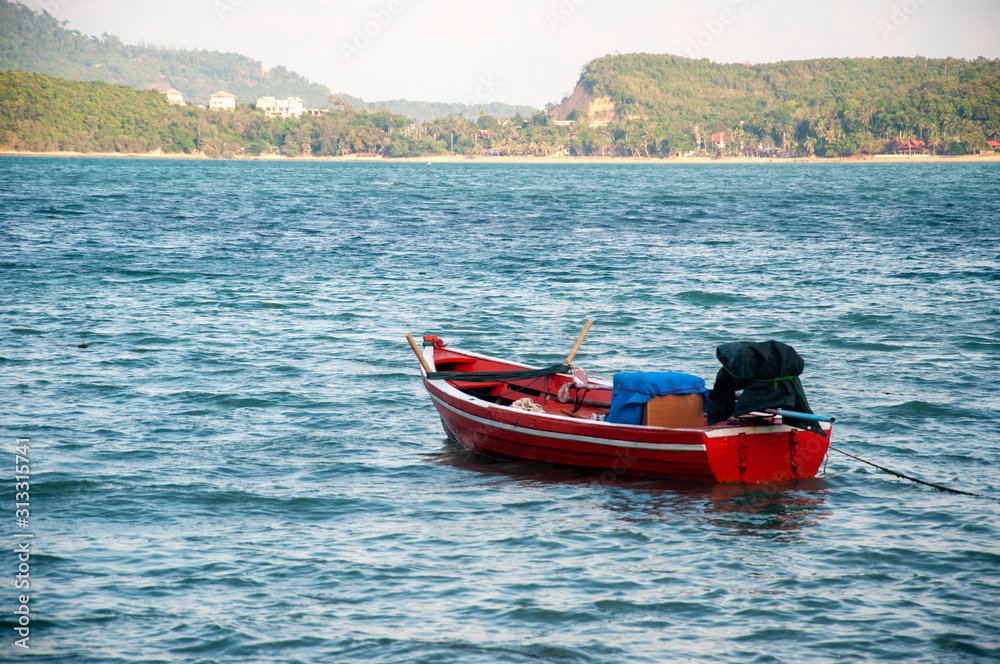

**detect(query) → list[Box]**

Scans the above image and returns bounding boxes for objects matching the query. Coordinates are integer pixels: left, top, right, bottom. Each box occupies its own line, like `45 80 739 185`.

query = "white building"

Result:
162 88 184 106
209 91 237 111
255 96 305 118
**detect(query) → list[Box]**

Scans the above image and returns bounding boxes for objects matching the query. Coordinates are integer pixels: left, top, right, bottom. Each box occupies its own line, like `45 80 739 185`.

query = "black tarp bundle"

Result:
706 340 824 436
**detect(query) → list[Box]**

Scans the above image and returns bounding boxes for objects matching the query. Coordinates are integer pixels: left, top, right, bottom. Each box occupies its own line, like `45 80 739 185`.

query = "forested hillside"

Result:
4 0 999 162
0 71 416 156
0 71 569 158
566 54 1000 156
0 0 361 108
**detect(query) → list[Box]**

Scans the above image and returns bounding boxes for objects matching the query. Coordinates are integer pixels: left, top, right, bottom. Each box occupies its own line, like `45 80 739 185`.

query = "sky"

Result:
21 0 1000 109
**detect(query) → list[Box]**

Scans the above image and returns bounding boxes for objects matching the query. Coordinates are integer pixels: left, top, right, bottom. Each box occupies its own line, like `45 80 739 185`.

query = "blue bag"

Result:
606 372 709 425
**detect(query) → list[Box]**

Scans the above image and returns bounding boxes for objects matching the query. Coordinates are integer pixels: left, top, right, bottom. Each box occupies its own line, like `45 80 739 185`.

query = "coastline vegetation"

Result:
574 54 1000 157
0 71 412 157
3 11 1000 163
3 0 998 159
3 66 998 160
3 63 1000 160
0 70 574 158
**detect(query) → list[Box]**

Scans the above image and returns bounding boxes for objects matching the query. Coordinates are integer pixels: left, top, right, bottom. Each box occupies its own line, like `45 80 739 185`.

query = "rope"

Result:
830 445 995 499
490 376 548 401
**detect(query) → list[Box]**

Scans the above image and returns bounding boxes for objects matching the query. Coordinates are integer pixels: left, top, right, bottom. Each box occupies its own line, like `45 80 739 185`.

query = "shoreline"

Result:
2 150 999 164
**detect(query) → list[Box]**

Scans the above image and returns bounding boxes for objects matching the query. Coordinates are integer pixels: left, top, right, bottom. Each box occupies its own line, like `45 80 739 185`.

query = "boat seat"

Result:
449 380 505 389
436 357 476 366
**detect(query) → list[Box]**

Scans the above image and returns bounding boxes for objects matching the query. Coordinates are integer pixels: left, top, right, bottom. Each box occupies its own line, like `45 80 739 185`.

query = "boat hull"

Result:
420 345 830 484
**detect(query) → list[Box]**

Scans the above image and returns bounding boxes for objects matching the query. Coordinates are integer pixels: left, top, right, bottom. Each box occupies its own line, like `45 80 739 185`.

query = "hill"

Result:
0 0 532 119
552 54 1000 156
0 70 419 157
0 0 363 108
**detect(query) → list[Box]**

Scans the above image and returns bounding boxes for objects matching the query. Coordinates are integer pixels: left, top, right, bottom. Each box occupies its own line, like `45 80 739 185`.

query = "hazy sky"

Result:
22 0 1000 108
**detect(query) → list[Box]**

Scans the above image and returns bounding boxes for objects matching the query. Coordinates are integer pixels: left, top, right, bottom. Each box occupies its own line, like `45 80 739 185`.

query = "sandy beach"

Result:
3 149 999 164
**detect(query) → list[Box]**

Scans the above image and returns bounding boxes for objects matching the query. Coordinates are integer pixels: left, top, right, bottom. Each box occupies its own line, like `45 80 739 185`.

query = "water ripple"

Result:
1 158 998 663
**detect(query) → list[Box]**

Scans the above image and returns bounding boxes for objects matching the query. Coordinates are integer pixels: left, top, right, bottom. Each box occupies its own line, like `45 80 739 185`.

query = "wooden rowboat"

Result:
408 331 832 484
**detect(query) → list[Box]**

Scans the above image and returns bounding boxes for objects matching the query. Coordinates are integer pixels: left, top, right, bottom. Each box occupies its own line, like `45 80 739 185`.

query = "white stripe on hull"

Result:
429 392 707 453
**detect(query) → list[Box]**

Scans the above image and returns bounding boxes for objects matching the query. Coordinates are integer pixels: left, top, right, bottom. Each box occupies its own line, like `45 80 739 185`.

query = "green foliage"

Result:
5 0 999 158
574 53 1000 156
245 139 273 156
0 71 413 157
4 50 999 160
0 0 362 108
384 137 447 158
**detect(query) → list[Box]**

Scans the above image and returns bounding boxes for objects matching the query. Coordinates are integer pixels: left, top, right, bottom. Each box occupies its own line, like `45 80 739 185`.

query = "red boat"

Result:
408 332 832 484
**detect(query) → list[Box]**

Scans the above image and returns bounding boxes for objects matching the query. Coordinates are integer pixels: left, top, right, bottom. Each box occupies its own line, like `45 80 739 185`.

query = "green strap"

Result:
723 367 813 413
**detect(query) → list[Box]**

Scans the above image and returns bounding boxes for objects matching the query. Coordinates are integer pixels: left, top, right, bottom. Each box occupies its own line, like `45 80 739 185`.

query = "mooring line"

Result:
830 446 994 500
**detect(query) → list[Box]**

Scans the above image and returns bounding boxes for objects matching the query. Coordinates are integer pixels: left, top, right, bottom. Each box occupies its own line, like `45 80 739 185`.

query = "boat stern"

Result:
703 424 831 483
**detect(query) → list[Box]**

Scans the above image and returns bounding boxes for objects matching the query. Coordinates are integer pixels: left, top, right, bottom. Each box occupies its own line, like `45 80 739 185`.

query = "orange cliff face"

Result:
549 84 616 123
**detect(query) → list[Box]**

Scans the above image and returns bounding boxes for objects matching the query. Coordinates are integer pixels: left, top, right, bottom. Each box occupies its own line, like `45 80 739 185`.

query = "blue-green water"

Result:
2 157 999 663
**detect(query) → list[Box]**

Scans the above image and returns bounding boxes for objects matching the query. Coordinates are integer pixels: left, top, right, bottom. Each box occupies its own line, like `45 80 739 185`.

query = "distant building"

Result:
255 96 305 118
210 91 237 111
162 88 184 106
987 140 1000 151
711 132 726 148
895 140 926 155
741 146 790 158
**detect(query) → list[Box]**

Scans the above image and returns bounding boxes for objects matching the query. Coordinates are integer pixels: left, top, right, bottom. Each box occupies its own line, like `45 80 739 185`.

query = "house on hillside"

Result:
210 91 237 111
895 140 926 155
255 96 305 118
987 141 1000 151
711 132 726 149
162 88 184 106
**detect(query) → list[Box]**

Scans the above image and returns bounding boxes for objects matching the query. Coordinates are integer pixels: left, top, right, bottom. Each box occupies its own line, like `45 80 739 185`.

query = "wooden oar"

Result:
564 319 594 366
406 334 433 374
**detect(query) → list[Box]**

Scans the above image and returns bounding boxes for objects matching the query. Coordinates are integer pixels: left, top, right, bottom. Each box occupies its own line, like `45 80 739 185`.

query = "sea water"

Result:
1 157 998 663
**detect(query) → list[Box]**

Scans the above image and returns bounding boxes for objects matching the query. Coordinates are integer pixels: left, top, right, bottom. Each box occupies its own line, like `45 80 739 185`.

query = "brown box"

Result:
641 393 705 428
